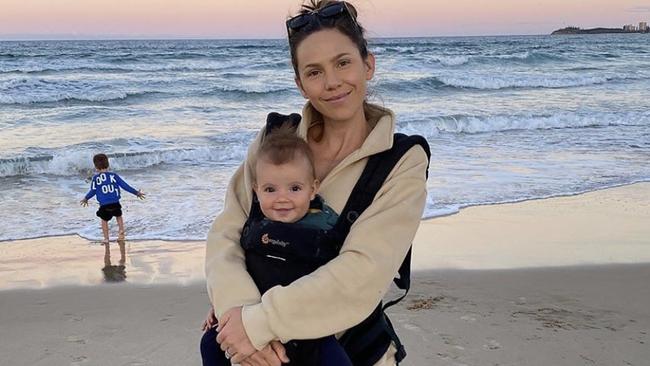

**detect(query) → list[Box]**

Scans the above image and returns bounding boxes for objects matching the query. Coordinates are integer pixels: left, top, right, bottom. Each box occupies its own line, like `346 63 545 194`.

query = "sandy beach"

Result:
1 183 649 365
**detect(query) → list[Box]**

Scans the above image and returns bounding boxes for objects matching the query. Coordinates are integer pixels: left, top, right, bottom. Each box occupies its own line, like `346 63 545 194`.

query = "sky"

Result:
1 0 650 40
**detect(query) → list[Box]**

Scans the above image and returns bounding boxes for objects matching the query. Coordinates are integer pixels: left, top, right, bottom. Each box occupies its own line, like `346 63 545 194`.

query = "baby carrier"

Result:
241 112 431 366
241 195 340 294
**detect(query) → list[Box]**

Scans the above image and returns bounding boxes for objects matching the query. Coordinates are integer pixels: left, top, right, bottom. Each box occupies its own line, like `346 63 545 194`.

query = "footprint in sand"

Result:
436 352 463 362
482 338 501 350
460 314 477 322
70 355 88 365
64 313 84 322
402 322 422 332
440 333 462 347
436 351 468 365
66 336 86 344
511 306 618 331
407 296 445 310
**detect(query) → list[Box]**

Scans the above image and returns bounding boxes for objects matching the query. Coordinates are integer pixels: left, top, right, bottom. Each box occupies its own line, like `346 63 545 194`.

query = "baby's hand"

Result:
137 190 146 200
80 198 88 207
201 307 217 331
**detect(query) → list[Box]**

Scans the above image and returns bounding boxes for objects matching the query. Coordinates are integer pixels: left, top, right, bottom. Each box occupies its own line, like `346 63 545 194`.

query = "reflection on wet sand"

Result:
0 236 206 290
102 240 127 283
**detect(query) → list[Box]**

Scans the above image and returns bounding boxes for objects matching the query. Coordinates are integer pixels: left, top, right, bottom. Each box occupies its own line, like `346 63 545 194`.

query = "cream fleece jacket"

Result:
205 102 428 364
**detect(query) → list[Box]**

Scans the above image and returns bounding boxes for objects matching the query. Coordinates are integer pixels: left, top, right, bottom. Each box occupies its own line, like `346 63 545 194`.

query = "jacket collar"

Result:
297 102 396 162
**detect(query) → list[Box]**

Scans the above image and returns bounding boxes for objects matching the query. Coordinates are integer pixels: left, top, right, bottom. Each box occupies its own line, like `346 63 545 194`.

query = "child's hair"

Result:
93 153 109 170
253 122 315 182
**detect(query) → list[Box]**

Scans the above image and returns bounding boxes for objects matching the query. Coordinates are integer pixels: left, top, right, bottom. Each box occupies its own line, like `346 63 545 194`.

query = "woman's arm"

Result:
205 133 263 318
240 145 429 350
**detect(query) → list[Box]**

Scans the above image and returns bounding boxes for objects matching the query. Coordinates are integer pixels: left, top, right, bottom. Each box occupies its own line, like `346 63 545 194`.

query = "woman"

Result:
205 1 429 365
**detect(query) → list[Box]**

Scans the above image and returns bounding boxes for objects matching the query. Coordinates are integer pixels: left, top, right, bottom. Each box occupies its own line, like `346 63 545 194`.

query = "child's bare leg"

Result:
116 216 125 240
118 240 126 266
104 240 111 265
101 220 110 245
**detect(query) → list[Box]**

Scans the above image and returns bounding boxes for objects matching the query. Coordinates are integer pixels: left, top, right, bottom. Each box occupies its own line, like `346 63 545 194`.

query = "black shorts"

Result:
97 203 122 222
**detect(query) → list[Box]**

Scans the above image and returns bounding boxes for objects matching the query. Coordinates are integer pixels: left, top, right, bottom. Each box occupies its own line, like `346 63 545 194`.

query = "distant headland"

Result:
552 22 649 35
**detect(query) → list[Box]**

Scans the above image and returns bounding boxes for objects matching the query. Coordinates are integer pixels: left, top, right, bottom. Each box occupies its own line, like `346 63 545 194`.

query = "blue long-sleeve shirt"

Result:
84 171 139 206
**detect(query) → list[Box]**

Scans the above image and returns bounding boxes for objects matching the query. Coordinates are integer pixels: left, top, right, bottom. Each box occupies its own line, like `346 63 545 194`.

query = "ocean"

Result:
1 35 649 242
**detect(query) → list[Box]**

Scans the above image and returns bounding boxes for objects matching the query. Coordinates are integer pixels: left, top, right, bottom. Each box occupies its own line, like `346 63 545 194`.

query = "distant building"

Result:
623 24 637 32
640 22 648 32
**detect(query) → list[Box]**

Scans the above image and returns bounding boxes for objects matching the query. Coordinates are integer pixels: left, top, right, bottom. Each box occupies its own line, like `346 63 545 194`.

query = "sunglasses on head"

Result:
286 2 357 36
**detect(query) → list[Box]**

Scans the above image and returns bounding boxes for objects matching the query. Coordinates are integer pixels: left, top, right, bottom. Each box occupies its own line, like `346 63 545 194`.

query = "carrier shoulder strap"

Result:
334 133 431 310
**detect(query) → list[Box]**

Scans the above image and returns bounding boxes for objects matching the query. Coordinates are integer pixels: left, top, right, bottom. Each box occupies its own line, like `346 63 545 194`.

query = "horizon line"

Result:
0 33 570 42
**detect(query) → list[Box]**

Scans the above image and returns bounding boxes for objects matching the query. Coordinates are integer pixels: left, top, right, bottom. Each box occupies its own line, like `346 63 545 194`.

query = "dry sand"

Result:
1 284 209 366
2 266 648 366
391 264 650 366
1 183 649 365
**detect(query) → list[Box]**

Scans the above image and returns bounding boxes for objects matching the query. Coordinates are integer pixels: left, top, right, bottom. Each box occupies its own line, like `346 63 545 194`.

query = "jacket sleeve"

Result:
241 145 429 350
115 174 139 196
205 131 264 318
84 180 97 201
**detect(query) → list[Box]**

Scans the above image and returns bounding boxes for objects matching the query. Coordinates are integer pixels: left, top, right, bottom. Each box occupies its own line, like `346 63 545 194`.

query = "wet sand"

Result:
1 183 649 365
0 237 205 290
413 182 650 270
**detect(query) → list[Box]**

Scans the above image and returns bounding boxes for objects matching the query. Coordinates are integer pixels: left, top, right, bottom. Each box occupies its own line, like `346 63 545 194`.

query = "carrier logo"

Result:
261 233 289 247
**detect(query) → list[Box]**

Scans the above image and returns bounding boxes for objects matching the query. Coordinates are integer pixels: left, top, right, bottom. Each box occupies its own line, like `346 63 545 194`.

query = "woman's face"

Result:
294 29 375 123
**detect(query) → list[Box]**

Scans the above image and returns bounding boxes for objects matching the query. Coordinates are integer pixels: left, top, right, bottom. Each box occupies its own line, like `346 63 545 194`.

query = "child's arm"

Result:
115 174 145 199
81 180 96 206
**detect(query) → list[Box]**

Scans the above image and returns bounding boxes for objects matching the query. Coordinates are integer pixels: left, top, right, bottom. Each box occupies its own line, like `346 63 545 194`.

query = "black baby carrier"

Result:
241 112 431 366
241 195 340 294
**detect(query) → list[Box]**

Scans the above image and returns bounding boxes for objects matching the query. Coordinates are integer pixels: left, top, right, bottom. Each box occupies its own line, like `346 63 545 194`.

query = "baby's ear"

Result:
252 182 259 194
311 179 320 199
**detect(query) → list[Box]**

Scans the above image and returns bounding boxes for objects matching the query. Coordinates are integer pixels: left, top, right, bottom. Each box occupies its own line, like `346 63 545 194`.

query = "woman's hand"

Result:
201 307 217 331
239 341 289 366
216 307 257 364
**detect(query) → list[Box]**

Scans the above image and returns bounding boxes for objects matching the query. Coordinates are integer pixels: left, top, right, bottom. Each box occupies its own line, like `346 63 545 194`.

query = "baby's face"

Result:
254 155 318 223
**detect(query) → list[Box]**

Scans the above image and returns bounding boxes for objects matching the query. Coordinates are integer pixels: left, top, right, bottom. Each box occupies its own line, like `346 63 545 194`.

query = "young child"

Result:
201 123 352 366
81 153 145 245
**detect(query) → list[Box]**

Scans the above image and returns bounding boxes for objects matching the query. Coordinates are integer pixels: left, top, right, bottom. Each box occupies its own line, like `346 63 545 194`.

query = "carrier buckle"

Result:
395 343 407 363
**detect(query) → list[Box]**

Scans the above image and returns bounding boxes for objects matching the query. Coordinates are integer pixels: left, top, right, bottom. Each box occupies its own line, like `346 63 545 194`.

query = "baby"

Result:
201 122 351 366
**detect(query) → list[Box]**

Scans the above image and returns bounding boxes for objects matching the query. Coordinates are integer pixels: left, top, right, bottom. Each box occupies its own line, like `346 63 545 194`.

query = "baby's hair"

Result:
93 153 109 170
253 122 315 182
